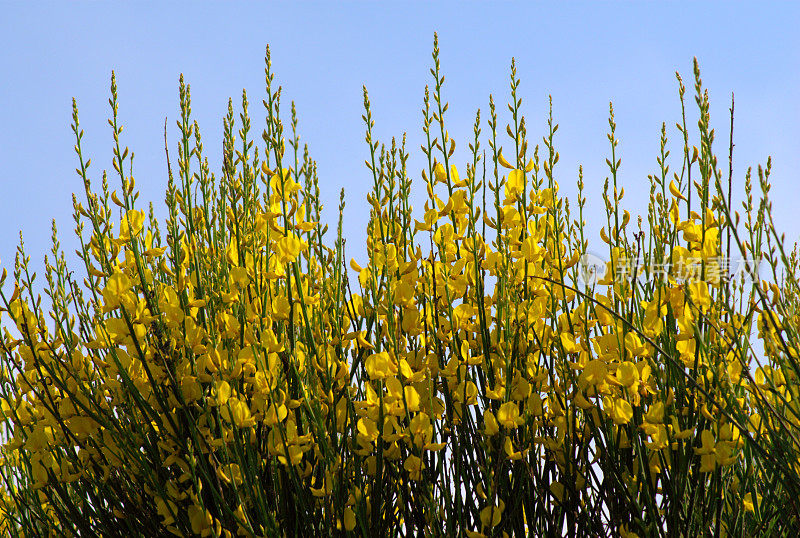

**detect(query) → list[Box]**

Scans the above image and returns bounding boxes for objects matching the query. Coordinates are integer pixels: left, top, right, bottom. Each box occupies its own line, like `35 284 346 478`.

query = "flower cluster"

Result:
1 41 799 537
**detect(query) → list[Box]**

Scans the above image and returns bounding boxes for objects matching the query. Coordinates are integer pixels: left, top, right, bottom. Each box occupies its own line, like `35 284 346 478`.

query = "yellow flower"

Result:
230 398 255 428
188 506 213 535
393 280 415 307
425 207 439 227
681 221 702 243
274 234 304 264
497 402 523 429
616 361 639 390
365 351 397 380
449 164 461 186
215 381 231 406
454 380 478 405
578 360 608 391
521 235 541 263
403 454 424 480
102 270 132 311
743 492 757 513
504 169 525 199
434 162 447 184
701 227 719 259
230 266 249 288
670 416 695 439
155 497 177 526
404 386 421 413
687 280 711 312
695 430 716 456
644 401 664 424
410 412 432 448
497 150 514 169
560 332 580 354
399 358 424 383
669 179 686 201
119 209 145 240
219 397 255 428
272 295 291 320
483 409 499 436
503 436 524 460
604 397 633 425
343 507 357 531
357 418 379 443
536 187 556 209
479 499 505 528
180 376 202 402
642 299 665 337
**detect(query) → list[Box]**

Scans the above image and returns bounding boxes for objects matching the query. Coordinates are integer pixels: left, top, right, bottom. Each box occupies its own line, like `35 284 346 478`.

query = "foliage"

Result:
1 36 799 537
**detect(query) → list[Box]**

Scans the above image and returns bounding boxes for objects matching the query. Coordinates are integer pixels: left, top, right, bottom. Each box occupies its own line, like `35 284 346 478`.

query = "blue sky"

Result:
1 2 798 287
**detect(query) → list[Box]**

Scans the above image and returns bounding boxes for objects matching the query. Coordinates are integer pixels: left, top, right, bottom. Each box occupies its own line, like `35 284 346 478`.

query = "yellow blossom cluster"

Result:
1 45 799 537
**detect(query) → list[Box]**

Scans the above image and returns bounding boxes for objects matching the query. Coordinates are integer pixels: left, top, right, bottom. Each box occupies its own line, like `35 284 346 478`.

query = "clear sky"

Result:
1 2 798 289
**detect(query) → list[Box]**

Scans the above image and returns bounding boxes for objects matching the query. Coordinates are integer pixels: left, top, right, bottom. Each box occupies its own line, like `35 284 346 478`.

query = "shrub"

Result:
1 36 799 537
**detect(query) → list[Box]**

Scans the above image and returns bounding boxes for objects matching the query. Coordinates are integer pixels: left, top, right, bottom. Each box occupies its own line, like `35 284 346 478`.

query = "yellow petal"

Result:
497 402 521 429
434 162 447 184
497 151 514 169
505 169 525 199
483 409 499 436
216 381 231 406
669 179 687 201
600 227 611 244
344 507 356 531
123 209 145 238
479 499 505 528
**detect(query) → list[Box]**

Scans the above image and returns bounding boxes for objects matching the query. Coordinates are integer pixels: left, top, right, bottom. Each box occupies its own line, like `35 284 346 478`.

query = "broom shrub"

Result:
1 36 799 536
